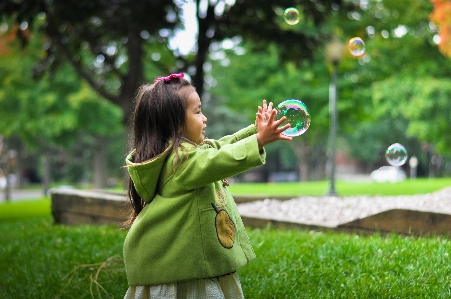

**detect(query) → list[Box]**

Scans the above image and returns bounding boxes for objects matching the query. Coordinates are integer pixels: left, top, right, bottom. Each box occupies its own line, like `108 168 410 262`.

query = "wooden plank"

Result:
339 209 451 236
51 189 131 226
50 189 451 237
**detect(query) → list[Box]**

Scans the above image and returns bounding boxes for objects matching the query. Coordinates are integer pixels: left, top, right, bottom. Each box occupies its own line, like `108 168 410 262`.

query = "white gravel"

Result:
237 186 451 228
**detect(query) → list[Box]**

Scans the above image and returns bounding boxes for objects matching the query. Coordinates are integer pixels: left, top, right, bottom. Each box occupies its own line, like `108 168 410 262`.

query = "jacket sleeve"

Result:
204 125 258 149
172 133 265 190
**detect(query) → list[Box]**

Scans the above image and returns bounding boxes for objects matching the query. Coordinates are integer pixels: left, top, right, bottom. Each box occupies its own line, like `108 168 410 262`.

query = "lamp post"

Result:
325 36 344 196
5 149 17 202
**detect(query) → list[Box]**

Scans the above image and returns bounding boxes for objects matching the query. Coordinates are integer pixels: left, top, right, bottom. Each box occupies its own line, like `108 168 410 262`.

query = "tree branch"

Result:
54 38 120 105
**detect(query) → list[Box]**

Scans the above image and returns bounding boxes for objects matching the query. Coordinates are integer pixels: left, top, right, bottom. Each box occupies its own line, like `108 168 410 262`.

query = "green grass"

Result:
240 227 451 298
1 217 451 298
1 180 451 298
0 197 51 221
0 217 127 299
228 178 451 197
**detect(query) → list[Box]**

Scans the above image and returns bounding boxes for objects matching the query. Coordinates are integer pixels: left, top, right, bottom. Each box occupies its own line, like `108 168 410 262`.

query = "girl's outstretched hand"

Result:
255 109 292 151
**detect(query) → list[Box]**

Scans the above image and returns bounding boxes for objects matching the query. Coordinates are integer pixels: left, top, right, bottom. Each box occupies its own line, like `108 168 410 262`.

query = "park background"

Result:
1 0 451 195
2 1 451 298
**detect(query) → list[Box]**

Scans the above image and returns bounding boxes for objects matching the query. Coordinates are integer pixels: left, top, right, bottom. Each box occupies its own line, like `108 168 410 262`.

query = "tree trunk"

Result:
291 139 310 181
42 153 51 197
93 136 107 189
193 1 216 97
120 27 145 127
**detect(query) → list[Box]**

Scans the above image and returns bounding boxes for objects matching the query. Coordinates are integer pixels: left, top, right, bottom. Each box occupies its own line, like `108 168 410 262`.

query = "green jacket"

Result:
123 125 266 286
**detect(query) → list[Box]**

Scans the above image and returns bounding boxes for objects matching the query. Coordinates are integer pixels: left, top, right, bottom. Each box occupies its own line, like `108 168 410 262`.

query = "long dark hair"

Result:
124 77 193 227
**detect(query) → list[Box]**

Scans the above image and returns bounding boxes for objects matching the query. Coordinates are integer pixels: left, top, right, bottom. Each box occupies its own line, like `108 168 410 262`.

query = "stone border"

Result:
50 189 130 226
50 190 451 236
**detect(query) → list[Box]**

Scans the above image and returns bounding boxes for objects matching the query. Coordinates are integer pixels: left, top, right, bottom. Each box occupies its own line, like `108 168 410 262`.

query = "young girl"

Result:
123 72 292 299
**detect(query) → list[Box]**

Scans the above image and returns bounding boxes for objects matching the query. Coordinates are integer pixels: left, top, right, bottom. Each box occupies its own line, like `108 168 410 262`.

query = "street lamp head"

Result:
325 35 345 64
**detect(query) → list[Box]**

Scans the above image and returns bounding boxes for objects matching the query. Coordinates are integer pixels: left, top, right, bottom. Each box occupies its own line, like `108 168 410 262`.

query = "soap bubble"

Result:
348 37 365 57
284 7 300 25
274 99 310 137
385 143 408 166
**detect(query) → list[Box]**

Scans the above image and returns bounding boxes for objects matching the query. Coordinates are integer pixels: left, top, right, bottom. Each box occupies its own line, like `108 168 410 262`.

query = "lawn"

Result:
1 217 451 298
228 177 451 196
0 217 127 299
0 198 50 221
1 179 451 298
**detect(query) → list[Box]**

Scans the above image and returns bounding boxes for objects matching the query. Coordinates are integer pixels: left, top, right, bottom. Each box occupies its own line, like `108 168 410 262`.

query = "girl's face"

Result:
183 88 207 144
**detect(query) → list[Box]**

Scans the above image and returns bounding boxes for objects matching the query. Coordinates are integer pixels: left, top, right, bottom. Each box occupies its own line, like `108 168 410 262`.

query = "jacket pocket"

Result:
198 206 244 277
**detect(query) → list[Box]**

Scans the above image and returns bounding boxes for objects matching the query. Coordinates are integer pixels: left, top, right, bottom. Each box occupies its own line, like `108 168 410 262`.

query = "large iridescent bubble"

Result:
274 99 310 137
385 143 408 166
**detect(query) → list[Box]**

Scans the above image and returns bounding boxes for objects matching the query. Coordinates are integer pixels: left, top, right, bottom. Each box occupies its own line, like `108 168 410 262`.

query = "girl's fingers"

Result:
279 135 293 141
267 109 277 122
273 115 288 126
256 112 264 123
277 123 291 133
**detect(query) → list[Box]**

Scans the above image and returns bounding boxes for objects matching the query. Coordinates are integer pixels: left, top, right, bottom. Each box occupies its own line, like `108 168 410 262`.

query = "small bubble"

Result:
348 37 365 57
385 143 408 166
283 8 300 25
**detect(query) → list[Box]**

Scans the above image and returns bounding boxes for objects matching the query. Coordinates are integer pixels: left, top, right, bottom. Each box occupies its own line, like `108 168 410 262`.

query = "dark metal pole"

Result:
326 60 338 196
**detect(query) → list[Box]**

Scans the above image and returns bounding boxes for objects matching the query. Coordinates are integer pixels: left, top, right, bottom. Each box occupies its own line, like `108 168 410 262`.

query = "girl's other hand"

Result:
255 109 292 150
257 99 274 123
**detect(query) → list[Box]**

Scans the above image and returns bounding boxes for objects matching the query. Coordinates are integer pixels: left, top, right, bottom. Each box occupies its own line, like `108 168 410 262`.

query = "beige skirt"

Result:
123 272 245 299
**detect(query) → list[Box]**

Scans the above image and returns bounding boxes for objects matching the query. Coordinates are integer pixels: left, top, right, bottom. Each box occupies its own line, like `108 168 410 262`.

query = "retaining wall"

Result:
50 189 451 236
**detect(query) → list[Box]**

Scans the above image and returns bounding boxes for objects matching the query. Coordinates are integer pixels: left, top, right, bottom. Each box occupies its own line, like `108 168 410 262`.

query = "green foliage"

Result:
0 23 123 151
2 0 451 180
216 0 355 64
0 44 79 148
0 20 125 185
209 44 330 139
373 77 451 155
67 82 123 136
207 43 334 179
332 0 451 166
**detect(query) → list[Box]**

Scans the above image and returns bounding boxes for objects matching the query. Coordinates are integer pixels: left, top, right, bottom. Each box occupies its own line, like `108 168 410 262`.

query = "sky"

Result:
170 2 198 55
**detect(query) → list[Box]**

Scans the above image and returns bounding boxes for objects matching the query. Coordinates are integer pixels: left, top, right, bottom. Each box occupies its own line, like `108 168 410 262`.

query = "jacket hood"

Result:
125 145 173 203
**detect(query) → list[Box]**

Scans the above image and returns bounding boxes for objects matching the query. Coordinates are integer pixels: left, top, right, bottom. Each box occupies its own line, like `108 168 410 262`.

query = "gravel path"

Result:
237 186 451 228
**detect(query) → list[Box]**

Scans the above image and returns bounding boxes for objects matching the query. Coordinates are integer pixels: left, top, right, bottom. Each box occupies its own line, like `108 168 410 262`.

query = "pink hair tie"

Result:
154 72 184 83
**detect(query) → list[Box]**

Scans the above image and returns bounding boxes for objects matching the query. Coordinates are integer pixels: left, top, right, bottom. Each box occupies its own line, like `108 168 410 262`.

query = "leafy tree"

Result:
0 25 82 149
0 22 123 190
373 77 451 156
207 42 332 180
1 0 357 184
0 0 354 127
208 0 451 179
331 0 451 174
1 0 181 125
